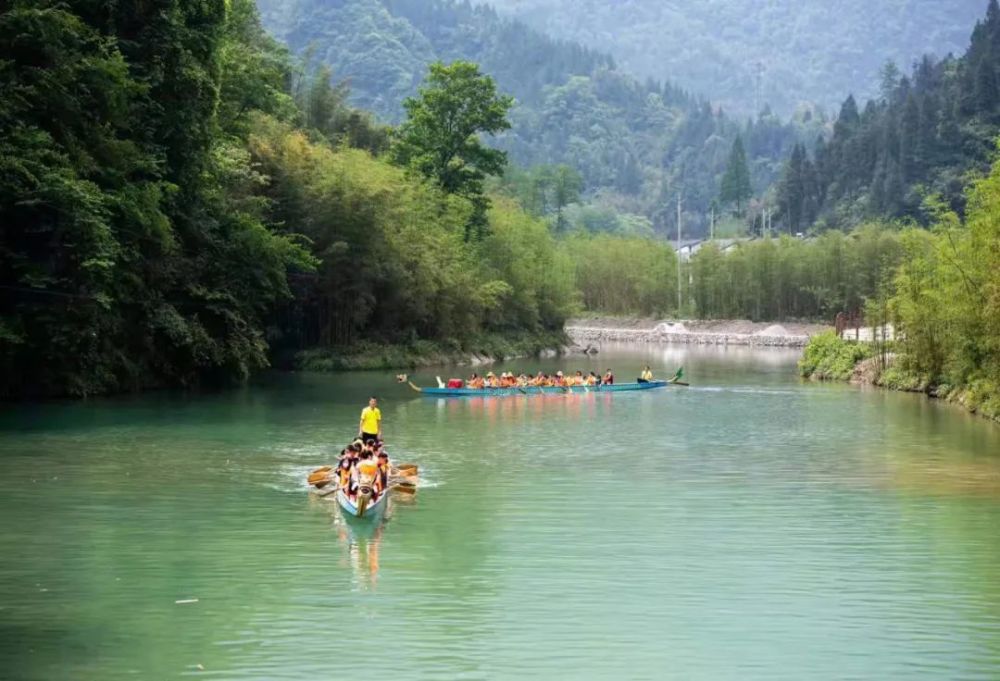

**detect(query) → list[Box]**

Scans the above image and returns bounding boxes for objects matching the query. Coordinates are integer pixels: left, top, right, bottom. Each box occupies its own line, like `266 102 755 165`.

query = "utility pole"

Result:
676 193 682 314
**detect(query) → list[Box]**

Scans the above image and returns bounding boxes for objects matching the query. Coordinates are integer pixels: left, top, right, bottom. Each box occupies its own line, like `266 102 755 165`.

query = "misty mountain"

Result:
484 0 986 116
775 1 1000 231
256 0 817 236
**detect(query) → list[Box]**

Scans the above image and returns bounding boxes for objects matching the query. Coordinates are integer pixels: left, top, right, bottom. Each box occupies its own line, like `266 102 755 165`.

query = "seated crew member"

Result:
639 366 653 383
376 451 390 493
586 371 599 386
337 456 352 491
602 369 615 385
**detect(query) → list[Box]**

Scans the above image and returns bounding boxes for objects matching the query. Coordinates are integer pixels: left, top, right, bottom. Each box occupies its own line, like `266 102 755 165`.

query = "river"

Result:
1 345 999 680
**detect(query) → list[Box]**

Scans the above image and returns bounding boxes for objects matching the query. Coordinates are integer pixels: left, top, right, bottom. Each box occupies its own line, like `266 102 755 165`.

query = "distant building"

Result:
673 238 705 262
673 237 753 260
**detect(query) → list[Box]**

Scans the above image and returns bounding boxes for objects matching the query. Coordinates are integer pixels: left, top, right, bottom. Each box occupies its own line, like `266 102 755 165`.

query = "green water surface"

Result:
2 345 999 680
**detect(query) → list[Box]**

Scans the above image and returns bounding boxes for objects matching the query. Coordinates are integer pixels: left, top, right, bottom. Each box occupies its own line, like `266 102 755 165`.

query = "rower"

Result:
638 366 653 383
337 456 352 491
602 369 614 385
376 451 390 493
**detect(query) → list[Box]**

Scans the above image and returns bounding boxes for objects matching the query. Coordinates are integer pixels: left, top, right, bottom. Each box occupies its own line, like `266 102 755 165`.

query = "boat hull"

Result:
336 489 388 520
413 380 669 397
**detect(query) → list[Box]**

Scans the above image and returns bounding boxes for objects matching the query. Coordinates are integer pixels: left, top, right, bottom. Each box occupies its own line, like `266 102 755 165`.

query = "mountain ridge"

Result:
482 0 987 116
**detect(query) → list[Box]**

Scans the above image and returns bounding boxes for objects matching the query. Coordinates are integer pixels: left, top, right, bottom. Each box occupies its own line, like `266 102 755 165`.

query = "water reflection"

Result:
434 391 615 425
336 514 384 590
309 490 398 590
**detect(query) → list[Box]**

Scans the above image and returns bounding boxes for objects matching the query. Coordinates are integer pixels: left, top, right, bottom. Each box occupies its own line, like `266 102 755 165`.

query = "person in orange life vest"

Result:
376 451 390 494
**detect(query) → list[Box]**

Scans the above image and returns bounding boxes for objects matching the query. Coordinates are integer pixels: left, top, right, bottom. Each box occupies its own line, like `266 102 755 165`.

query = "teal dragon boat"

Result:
407 378 675 397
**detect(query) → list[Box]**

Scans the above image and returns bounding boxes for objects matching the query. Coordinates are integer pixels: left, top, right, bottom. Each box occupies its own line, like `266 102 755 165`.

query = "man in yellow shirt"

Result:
358 396 382 444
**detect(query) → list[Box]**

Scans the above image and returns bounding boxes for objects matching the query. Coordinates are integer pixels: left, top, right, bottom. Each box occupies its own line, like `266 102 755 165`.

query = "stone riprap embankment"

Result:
566 319 831 348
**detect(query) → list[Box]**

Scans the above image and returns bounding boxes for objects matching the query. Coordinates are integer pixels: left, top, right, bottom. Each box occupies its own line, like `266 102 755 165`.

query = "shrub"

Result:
799 331 874 381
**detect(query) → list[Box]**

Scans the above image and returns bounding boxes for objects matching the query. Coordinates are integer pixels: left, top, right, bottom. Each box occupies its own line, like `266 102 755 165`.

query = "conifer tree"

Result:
719 136 752 214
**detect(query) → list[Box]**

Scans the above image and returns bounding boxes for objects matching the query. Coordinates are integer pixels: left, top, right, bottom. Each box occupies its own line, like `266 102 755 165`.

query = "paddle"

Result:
390 473 418 486
390 481 417 494
665 367 690 387
307 466 334 488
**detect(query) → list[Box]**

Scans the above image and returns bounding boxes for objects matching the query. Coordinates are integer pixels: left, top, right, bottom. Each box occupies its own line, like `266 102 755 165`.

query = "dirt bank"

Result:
566 317 832 348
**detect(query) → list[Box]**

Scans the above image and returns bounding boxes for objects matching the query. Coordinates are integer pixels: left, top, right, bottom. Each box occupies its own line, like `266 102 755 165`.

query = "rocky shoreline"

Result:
566 318 831 348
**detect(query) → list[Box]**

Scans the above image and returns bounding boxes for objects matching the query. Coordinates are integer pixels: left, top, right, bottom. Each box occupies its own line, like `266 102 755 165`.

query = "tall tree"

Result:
551 165 583 232
719 136 753 214
391 61 514 240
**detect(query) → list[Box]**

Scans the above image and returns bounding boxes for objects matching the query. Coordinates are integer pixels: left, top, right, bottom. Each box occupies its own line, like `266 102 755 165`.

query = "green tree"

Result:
551 165 584 232
720 136 753 214
391 61 515 240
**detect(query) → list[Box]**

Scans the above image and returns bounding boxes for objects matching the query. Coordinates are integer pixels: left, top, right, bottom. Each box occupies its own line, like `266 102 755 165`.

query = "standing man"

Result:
359 396 382 445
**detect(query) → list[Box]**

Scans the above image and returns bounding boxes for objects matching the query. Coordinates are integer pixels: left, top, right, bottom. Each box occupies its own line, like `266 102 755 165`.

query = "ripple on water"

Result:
2 347 1000 680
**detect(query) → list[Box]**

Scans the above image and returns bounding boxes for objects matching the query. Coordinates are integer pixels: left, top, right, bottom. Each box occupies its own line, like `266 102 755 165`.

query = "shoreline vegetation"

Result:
3 1 998 406
800 332 1000 425
294 330 572 372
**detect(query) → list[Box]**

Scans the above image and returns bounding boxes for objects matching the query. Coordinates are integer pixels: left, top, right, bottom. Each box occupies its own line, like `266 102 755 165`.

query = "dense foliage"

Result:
885 151 1000 417
561 235 677 316
687 227 904 321
487 0 985 117
776 1 1000 231
0 1 313 397
0 0 579 397
255 0 818 236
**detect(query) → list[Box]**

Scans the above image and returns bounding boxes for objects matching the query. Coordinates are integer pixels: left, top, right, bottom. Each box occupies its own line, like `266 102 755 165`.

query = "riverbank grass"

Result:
296 330 569 371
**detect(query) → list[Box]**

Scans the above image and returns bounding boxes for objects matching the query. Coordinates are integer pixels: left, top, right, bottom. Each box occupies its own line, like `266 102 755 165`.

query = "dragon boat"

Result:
407 379 671 397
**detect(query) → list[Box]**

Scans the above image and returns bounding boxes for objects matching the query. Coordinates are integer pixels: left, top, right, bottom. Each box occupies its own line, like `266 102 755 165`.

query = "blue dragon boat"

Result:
336 487 388 520
407 379 671 397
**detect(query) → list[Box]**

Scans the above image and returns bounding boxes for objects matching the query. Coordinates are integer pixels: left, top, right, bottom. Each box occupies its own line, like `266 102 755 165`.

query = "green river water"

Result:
2 345 1000 680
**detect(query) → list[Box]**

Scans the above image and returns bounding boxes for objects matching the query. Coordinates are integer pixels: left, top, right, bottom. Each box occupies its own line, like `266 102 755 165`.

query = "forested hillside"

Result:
775 0 1000 230
0 0 578 397
256 0 820 235
485 0 985 117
